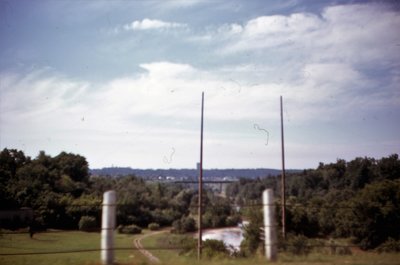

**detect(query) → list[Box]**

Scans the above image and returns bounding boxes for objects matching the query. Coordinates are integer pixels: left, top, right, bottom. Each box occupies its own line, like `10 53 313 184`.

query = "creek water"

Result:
202 227 244 251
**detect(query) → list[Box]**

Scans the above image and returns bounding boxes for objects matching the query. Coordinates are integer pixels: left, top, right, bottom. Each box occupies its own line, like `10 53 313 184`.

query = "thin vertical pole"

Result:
263 189 277 261
198 92 204 260
280 96 286 239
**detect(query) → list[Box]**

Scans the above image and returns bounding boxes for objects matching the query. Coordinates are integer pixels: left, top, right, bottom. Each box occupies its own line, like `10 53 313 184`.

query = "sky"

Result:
0 0 399 170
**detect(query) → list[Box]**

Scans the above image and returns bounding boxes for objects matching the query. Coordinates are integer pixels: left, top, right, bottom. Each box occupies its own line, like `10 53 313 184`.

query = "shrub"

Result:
286 235 312 255
148 222 160 231
327 239 352 255
226 215 241 227
349 180 400 249
178 237 230 259
377 238 400 253
118 224 142 234
172 216 196 234
203 239 229 258
178 236 197 256
78 216 97 232
336 246 352 255
182 216 196 232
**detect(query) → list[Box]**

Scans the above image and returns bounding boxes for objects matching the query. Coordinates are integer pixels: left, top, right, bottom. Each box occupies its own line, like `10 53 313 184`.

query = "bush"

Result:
172 216 196 234
178 238 230 259
239 208 262 257
326 239 352 255
286 235 312 255
203 239 229 258
78 216 97 232
349 180 400 249
148 222 160 231
336 246 352 255
226 215 241 227
377 238 400 253
118 224 142 234
178 236 197 256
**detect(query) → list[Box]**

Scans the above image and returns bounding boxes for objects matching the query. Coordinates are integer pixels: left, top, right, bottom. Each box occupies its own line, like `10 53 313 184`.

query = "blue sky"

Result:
0 0 399 169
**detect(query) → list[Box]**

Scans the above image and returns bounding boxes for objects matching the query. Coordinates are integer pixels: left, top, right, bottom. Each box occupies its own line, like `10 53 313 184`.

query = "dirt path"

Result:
133 230 168 263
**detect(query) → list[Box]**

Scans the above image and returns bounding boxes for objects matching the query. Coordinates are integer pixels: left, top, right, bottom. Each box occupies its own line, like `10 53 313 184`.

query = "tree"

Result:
240 207 262 256
378 154 400 180
0 148 30 178
54 152 89 183
172 216 196 234
349 180 400 249
346 157 376 190
285 198 319 237
0 149 30 209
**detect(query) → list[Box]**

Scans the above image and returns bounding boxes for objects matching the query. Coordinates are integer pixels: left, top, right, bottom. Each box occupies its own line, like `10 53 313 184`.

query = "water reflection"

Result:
202 227 244 251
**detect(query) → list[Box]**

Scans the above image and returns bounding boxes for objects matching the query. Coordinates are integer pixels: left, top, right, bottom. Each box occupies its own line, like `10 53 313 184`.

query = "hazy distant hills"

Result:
90 167 301 179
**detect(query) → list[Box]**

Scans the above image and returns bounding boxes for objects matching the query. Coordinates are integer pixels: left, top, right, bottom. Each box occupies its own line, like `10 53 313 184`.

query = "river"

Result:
202 226 244 251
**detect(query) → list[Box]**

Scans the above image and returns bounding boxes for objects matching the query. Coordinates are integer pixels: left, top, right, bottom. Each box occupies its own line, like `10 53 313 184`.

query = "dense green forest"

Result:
227 154 400 251
0 148 237 232
1 148 399 253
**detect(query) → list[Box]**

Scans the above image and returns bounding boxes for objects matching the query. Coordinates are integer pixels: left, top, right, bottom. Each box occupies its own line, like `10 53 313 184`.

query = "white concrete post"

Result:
101 190 116 265
263 189 277 261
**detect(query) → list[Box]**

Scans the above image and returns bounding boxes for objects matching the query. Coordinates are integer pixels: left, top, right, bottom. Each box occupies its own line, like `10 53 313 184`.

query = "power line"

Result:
0 242 362 256
173 180 236 184
0 247 186 256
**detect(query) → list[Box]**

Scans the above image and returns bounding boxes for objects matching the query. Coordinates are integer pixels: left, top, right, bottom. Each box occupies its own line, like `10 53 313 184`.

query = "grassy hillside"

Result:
140 230 400 265
0 231 139 265
1 230 399 265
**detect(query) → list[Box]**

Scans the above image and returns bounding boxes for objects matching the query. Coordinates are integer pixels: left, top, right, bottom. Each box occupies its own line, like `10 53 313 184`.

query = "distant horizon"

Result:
2 147 397 171
90 166 301 170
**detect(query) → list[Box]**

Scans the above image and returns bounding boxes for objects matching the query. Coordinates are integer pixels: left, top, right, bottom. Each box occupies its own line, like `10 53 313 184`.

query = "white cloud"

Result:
196 3 400 68
182 3 400 120
159 0 203 8
243 13 321 36
1 60 387 138
0 69 89 121
139 62 195 78
2 3 399 169
1 55 398 168
123 18 187 31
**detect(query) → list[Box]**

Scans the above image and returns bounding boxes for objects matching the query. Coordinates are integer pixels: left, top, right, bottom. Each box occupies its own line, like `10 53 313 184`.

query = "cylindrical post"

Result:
101 190 117 265
263 189 277 261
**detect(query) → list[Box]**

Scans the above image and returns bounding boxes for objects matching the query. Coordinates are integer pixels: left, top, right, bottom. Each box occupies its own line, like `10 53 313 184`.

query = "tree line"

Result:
226 154 400 252
0 148 238 233
1 148 399 252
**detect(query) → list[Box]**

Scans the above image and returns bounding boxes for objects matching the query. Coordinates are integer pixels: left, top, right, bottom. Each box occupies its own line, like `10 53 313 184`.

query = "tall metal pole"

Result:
280 95 286 239
198 92 204 260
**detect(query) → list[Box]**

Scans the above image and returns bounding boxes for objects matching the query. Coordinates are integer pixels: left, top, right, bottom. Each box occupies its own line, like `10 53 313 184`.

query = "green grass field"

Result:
140 231 400 265
0 230 142 265
1 230 399 265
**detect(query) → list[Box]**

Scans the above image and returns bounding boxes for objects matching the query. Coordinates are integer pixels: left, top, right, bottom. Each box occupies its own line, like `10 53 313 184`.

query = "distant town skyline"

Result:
1 0 399 169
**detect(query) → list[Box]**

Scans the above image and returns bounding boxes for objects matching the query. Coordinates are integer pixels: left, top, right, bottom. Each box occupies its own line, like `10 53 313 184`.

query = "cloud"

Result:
243 13 321 36
139 62 195 78
123 18 187 31
182 3 400 120
195 3 400 67
1 55 398 168
1 3 399 168
1 59 388 137
0 69 89 122
158 0 203 8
